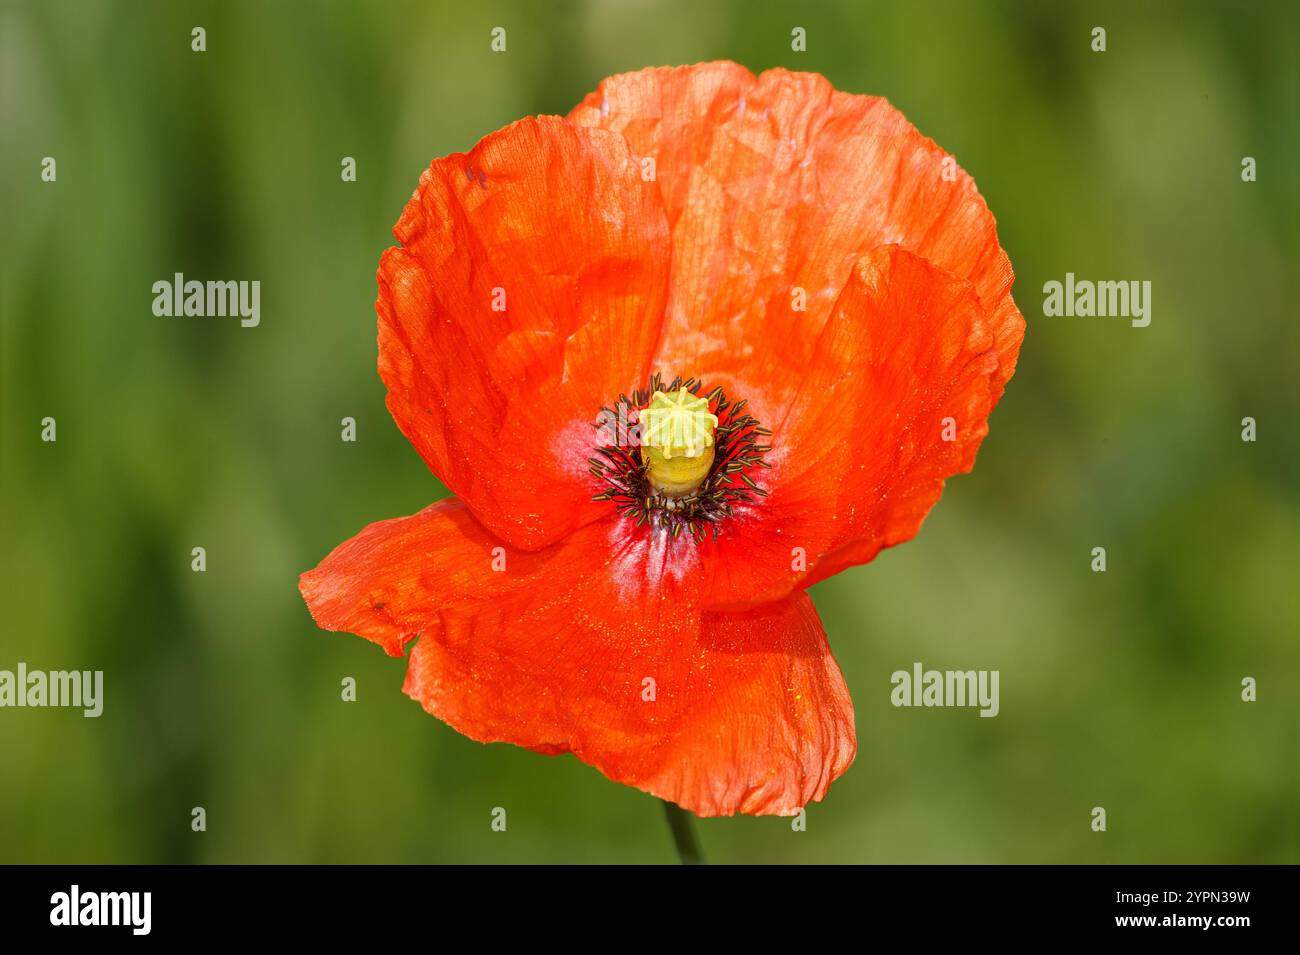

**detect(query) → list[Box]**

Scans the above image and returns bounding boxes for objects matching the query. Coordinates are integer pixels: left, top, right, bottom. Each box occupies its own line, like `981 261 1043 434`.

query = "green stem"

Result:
661 800 706 864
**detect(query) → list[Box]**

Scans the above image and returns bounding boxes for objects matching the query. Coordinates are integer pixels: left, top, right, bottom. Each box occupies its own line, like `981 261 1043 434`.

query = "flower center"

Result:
589 374 771 541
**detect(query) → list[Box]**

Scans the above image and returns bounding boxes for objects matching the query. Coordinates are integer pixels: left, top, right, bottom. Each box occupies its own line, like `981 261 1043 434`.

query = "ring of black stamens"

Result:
588 372 771 542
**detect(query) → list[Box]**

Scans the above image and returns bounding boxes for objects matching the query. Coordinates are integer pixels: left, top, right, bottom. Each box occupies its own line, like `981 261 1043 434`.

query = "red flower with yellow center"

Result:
300 62 1025 817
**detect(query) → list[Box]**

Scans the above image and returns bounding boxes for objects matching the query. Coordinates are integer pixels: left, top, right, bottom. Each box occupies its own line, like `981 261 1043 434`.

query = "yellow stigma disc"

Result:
640 388 718 497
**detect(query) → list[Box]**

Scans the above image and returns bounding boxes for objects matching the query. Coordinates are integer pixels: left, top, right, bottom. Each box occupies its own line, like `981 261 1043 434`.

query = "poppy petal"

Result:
570 62 1019 415
691 244 1020 608
615 590 855 817
300 498 854 817
379 115 671 550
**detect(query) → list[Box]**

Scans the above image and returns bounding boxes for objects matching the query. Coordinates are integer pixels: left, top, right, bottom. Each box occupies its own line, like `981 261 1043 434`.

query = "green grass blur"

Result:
1 0 1296 863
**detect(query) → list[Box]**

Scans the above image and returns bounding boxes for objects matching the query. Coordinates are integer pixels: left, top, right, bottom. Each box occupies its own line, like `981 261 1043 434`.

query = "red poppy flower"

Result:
300 62 1024 817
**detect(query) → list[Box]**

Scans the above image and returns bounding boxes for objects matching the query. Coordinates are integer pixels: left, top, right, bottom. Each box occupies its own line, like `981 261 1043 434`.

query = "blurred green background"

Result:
2 0 1297 864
